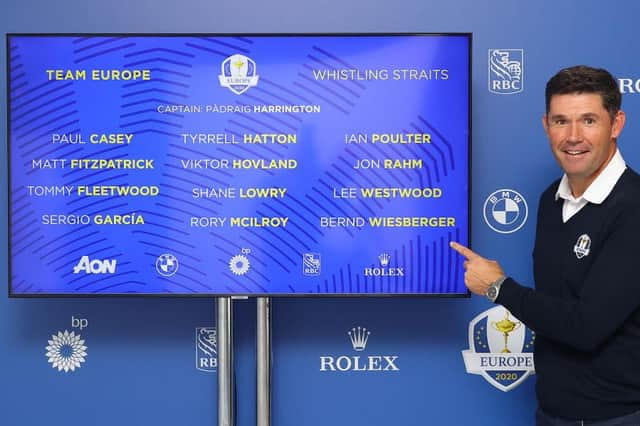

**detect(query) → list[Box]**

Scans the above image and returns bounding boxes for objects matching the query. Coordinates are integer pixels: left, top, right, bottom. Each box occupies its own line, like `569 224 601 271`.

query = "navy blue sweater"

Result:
497 168 640 420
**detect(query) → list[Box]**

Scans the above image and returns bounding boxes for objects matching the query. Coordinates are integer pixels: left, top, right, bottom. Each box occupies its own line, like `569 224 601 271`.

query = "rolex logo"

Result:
348 326 370 351
319 326 400 372
364 253 404 277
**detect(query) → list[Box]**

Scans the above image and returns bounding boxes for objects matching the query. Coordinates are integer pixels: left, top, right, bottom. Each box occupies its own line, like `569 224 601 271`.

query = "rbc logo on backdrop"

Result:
462 307 535 391
488 49 523 94
483 189 528 234
219 54 259 95
196 327 217 372
618 78 640 93
319 326 399 372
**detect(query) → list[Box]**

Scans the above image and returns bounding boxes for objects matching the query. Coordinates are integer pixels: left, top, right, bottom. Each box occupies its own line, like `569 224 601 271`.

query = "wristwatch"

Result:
486 276 506 303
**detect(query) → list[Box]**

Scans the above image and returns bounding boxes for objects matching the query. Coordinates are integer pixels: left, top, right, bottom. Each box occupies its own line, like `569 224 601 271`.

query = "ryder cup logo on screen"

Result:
45 330 88 373
483 189 528 234
319 326 399 372
462 307 535 392
196 327 217 373
219 54 259 95
488 49 523 94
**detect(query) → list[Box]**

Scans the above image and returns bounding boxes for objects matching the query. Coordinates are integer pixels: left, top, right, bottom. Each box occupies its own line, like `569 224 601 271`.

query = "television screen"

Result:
7 33 471 296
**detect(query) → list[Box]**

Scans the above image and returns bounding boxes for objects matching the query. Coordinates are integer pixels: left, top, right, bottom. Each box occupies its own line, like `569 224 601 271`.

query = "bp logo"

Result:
483 189 528 234
462 307 535 392
45 330 88 373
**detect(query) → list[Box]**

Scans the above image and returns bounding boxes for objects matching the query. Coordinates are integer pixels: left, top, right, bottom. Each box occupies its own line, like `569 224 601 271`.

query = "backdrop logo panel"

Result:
488 49 524 94
462 307 535 392
195 327 217 372
319 326 399 372
483 189 528 234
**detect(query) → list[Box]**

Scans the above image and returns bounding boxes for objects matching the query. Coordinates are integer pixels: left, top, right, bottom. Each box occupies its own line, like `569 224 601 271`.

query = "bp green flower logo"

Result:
45 330 88 373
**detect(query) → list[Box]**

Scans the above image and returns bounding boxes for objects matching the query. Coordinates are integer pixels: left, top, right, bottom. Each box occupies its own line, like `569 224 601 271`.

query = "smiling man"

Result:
451 66 640 425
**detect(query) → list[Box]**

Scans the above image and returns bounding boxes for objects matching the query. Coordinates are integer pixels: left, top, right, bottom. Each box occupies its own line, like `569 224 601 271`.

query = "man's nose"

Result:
567 121 582 142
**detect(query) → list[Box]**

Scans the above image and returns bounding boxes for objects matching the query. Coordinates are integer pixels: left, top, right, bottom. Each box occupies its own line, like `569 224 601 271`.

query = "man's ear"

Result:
611 110 626 139
542 114 550 136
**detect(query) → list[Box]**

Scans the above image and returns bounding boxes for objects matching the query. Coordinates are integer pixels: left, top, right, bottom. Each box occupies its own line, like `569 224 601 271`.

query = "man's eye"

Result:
584 118 595 125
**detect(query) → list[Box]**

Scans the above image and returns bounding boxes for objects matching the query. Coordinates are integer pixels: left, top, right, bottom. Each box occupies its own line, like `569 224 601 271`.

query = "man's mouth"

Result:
564 150 588 156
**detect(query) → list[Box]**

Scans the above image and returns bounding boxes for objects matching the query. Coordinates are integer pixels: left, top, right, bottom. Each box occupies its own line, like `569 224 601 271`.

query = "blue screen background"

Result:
9 35 470 295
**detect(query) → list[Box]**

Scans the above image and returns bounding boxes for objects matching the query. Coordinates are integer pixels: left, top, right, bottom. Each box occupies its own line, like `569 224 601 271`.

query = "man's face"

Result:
543 93 625 194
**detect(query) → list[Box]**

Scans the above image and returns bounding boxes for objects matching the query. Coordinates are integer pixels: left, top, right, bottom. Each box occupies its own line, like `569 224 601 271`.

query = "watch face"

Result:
487 287 497 299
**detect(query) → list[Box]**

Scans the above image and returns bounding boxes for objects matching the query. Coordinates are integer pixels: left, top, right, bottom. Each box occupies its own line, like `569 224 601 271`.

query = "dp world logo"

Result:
462 307 535 392
319 326 399 372
483 189 528 234
196 327 217 372
219 54 259 95
489 49 523 94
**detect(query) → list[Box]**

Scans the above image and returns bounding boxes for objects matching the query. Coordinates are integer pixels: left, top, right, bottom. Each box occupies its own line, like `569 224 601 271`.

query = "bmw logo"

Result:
156 253 179 277
483 189 528 234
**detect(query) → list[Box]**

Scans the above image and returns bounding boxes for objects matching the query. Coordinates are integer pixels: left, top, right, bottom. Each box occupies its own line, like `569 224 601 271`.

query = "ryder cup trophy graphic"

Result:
491 311 522 353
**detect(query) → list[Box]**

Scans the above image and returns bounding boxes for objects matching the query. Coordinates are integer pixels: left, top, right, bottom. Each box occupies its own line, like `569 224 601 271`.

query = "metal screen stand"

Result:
257 297 272 426
217 297 234 426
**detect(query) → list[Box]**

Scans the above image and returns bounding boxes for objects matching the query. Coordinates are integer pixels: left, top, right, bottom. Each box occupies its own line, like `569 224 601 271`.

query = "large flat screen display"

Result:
8 34 470 296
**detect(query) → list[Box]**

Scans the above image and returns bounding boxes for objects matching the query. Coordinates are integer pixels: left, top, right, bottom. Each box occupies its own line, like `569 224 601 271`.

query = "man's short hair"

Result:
545 65 621 119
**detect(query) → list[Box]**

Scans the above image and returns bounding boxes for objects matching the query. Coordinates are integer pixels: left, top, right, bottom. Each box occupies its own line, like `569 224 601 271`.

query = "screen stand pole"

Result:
257 297 272 426
217 297 234 426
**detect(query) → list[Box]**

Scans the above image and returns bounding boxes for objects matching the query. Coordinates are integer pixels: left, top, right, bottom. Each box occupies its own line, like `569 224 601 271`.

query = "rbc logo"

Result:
303 253 321 276
483 189 528 234
73 256 116 274
488 49 523 94
196 327 217 372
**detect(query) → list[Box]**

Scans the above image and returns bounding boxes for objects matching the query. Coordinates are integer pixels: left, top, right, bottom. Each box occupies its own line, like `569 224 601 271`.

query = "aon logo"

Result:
73 256 117 274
